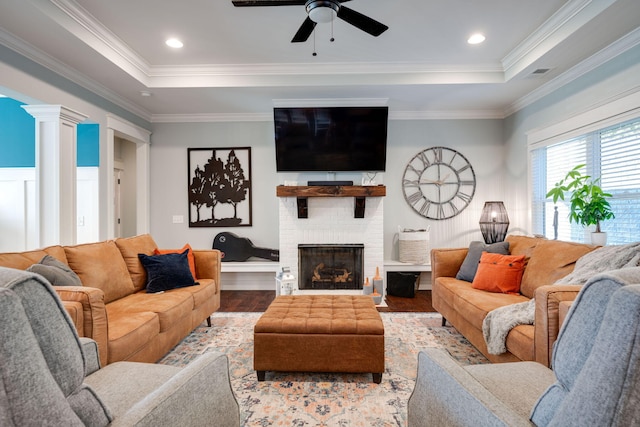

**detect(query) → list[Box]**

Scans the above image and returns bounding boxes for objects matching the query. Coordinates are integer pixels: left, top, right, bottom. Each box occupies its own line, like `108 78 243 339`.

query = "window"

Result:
531 117 640 244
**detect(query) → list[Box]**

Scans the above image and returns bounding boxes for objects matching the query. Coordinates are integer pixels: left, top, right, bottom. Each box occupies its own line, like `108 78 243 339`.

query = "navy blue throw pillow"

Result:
138 250 198 293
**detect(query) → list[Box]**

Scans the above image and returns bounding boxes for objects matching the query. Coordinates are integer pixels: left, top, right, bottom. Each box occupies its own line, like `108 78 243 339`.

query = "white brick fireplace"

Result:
278 194 384 294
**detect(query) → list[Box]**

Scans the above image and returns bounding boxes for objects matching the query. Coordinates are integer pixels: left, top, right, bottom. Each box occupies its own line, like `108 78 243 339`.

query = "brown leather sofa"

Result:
431 235 597 367
0 234 221 366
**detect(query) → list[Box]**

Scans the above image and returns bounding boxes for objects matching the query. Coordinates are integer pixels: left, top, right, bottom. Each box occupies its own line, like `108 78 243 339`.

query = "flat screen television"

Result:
274 106 388 172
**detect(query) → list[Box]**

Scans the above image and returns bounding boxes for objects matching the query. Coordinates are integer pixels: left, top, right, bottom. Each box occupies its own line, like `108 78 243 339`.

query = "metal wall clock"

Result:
402 146 476 220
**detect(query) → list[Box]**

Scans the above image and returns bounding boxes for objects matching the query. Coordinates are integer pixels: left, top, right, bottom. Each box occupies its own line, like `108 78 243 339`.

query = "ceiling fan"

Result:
231 0 388 43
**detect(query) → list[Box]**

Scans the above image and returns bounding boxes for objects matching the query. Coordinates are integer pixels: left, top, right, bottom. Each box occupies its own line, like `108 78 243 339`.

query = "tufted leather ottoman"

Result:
254 295 385 383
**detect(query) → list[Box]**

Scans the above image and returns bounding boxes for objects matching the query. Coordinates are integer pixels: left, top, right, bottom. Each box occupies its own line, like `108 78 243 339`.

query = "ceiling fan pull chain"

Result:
312 27 317 56
330 16 335 42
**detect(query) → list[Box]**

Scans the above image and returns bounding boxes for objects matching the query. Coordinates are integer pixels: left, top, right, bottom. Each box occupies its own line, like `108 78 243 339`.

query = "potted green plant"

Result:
546 164 615 245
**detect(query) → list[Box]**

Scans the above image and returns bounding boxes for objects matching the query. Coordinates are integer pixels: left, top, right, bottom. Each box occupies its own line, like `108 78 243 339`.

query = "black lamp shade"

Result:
479 201 510 243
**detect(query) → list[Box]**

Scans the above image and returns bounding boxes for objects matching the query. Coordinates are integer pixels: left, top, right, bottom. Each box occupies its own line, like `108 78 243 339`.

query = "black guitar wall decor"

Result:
188 147 252 227
213 232 279 262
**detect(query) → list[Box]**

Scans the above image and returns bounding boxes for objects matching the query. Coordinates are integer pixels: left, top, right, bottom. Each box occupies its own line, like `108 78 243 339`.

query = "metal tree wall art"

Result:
188 147 252 227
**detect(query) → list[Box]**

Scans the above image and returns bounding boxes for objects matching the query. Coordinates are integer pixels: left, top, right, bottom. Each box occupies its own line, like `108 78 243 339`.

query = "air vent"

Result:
525 68 553 79
531 68 551 75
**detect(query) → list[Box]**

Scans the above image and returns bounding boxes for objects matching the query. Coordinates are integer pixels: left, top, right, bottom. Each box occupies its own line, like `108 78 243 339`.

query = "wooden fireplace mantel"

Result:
276 185 386 218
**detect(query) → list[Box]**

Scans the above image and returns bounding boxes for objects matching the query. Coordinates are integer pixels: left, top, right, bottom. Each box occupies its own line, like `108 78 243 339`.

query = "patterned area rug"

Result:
159 312 488 426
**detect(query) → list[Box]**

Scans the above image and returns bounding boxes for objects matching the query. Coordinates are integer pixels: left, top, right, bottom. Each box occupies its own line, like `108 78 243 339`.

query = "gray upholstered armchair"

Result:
0 267 240 427
408 267 640 427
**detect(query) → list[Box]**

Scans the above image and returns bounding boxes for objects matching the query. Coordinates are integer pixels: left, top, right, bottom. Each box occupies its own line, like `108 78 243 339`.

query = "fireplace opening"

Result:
298 244 364 290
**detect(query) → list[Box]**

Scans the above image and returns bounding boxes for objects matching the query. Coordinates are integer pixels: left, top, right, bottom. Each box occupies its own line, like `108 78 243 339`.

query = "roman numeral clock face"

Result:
402 147 476 220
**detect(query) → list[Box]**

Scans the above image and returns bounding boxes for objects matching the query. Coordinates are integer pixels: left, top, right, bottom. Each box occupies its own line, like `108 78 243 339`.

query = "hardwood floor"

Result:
377 291 436 312
219 290 277 312
219 290 436 312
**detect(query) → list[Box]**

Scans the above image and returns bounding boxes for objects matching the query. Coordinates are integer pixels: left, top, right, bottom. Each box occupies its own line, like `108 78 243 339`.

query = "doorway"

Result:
105 115 151 240
113 137 137 238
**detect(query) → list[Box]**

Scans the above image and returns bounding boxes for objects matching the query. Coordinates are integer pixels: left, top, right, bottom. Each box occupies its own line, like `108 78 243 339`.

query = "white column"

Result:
22 105 88 247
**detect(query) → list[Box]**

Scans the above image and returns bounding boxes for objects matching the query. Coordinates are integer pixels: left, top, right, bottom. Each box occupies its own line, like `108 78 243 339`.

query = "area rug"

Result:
159 312 488 426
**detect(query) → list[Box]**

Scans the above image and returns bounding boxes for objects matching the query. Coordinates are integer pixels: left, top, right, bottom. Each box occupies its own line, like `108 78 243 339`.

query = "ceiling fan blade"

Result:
291 17 317 43
337 6 388 37
232 0 306 6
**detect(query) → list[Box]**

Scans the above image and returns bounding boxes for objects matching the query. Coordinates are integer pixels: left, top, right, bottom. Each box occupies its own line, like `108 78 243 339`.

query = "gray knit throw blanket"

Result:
482 242 640 355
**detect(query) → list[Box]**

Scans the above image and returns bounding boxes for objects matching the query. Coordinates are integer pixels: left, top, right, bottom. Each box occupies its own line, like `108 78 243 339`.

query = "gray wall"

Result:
149 121 280 251
149 118 506 258
503 44 640 235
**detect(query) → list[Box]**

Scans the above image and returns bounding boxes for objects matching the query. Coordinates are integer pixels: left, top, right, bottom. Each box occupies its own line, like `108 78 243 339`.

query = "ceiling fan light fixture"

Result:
306 0 339 23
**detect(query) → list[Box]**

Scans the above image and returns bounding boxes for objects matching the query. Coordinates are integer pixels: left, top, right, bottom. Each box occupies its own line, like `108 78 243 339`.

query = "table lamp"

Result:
479 201 509 243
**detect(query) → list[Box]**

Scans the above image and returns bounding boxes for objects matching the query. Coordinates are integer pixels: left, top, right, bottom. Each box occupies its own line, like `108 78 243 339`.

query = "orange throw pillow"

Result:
472 252 526 294
154 243 196 279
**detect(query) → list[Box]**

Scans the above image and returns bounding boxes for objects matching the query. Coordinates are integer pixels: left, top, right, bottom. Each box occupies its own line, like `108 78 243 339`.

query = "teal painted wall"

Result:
77 123 99 167
0 98 99 167
0 97 34 167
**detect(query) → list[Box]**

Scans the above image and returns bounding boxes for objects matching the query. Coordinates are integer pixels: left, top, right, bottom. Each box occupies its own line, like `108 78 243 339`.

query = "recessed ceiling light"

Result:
166 38 183 48
467 33 486 45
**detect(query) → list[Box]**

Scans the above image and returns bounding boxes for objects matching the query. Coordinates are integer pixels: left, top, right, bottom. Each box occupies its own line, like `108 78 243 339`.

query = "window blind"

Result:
531 117 640 244
599 120 640 243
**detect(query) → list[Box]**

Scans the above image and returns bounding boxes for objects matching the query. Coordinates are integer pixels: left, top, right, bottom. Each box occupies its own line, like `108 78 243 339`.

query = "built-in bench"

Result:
220 261 279 291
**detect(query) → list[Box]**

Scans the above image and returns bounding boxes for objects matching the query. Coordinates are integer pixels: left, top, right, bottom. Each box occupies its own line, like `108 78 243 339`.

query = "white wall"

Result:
149 118 506 258
0 166 99 250
0 168 36 251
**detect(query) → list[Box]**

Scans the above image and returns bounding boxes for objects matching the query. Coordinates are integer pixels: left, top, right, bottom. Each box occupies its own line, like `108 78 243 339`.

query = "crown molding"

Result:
272 98 389 107
150 109 505 123
35 0 510 86
151 112 272 123
5 7 634 125
43 0 149 83
0 26 508 123
148 62 503 76
505 26 640 117
0 27 152 121
28 0 503 88
8 0 634 124
145 62 504 89
502 0 617 80
391 110 505 120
